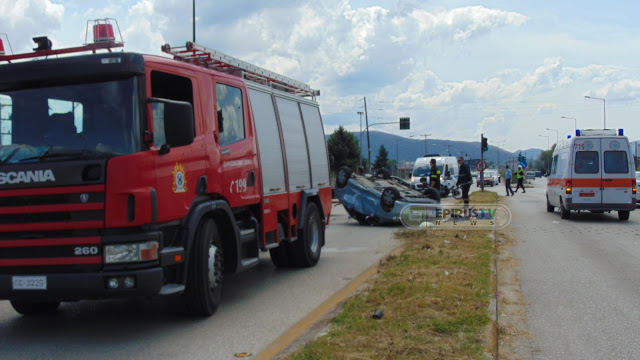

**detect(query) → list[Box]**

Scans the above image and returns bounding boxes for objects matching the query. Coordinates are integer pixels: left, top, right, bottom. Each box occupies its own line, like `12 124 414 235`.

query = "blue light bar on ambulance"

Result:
567 135 572 139
618 129 624 136
576 129 581 136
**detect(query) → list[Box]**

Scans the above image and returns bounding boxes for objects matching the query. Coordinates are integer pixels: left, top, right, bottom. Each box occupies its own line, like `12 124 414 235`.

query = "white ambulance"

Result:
546 129 637 220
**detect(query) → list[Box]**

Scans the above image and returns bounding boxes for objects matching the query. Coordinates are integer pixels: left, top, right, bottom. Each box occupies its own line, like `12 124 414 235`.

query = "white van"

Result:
546 129 637 220
410 156 459 190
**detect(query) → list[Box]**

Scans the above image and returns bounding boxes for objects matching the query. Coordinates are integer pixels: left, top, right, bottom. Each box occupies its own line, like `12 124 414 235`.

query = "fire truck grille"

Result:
0 185 105 272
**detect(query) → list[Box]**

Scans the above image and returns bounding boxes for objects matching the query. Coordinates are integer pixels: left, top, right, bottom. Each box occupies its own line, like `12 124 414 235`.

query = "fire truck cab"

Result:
0 23 332 316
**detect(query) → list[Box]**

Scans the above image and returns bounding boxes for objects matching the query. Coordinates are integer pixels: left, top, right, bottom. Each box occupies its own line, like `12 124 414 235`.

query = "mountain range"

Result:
326 131 543 168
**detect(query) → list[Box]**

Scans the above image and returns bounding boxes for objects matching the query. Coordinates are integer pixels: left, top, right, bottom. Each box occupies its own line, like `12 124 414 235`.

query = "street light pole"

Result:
421 134 431 156
584 95 606 128
546 128 558 144
561 116 577 132
363 97 371 172
539 135 550 173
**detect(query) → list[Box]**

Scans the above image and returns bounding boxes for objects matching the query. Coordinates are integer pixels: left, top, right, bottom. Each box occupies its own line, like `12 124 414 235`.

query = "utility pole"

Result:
364 97 371 173
357 111 364 163
421 134 431 156
480 133 484 191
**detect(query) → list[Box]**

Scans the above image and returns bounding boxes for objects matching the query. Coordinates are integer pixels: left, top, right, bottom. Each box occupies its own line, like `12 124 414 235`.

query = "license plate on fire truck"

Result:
12 276 47 290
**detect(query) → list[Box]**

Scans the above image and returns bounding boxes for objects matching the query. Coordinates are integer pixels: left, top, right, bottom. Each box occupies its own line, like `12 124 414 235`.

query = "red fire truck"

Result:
0 20 332 316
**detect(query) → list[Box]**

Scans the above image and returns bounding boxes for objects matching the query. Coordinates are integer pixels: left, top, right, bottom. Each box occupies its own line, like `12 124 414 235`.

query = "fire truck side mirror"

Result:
148 98 195 153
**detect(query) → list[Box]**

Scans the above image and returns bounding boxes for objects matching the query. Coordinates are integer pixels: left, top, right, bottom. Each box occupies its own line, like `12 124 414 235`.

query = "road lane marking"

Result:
254 264 379 360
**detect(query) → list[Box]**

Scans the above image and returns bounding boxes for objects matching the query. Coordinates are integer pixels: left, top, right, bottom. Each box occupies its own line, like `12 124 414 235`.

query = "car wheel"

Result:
336 166 352 189
423 187 441 203
380 187 401 213
559 198 570 219
183 218 223 316
546 195 554 213
10 301 60 315
290 202 323 267
618 210 630 221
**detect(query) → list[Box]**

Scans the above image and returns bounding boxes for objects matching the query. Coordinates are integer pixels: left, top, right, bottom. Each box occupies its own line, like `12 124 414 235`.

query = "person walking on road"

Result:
514 165 526 193
504 165 515 196
457 157 472 209
429 158 441 191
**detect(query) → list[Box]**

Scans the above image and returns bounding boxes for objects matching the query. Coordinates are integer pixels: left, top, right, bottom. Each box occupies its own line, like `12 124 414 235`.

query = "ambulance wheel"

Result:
559 199 571 219
618 211 630 221
10 301 60 315
546 195 554 213
183 218 223 316
336 167 352 188
381 187 401 213
290 202 323 267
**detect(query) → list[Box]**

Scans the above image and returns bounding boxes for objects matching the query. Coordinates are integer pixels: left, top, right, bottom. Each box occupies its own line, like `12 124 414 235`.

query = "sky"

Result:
2 0 640 152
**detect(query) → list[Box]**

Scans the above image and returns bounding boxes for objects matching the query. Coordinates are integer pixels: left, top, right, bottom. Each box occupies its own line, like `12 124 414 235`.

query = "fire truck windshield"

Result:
0 77 141 164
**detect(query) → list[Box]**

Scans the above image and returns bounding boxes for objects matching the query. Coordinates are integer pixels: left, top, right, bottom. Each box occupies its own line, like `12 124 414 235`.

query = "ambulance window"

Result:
604 151 628 174
551 155 559 174
574 151 599 174
216 83 245 146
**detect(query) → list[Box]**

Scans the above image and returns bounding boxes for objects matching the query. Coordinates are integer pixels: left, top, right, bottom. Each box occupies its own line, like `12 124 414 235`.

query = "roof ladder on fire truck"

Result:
162 42 320 99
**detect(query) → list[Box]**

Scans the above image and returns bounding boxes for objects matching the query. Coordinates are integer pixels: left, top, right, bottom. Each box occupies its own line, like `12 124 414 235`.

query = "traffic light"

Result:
517 153 522 162
399 117 410 130
481 136 488 152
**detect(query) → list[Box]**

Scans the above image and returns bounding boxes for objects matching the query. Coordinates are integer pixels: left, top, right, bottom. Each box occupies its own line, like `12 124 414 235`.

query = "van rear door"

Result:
572 138 602 205
601 137 633 205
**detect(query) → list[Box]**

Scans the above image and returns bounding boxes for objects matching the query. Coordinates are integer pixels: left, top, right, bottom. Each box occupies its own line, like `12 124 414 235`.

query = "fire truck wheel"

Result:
269 243 291 268
184 218 223 316
380 187 401 213
10 300 60 315
336 167 353 189
618 210 630 221
291 202 323 267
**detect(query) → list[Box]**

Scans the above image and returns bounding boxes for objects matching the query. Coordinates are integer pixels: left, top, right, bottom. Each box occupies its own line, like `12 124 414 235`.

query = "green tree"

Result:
327 126 360 171
538 144 556 173
373 144 389 170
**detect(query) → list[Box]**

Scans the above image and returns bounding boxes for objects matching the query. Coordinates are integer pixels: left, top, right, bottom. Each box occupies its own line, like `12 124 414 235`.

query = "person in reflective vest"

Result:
429 158 441 190
514 165 526 193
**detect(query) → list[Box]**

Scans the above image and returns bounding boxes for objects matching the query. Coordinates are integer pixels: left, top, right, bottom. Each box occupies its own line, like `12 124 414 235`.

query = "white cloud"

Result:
0 0 65 52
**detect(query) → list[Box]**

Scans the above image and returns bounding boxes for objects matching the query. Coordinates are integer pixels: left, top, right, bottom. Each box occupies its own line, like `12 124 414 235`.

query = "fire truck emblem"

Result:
172 162 187 193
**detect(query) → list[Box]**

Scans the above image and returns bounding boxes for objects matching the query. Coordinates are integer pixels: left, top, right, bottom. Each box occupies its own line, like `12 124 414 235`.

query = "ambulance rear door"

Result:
572 138 602 205
601 137 633 205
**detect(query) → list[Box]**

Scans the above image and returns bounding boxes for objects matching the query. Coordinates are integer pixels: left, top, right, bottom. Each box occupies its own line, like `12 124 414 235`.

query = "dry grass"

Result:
285 192 498 360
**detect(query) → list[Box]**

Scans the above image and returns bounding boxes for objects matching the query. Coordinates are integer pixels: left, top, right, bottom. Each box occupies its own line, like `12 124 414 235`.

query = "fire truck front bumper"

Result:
0 267 164 302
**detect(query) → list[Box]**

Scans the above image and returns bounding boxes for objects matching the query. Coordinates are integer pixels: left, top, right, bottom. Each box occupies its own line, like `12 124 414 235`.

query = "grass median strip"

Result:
284 191 498 360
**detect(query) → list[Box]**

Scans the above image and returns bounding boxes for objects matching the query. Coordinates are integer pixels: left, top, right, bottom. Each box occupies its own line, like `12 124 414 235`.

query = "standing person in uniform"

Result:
456 157 472 209
504 165 515 196
429 158 441 191
514 165 526 193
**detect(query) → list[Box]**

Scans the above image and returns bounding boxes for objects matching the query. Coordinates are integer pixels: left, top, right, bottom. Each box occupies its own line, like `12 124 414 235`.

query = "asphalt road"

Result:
0 205 399 360
507 177 640 359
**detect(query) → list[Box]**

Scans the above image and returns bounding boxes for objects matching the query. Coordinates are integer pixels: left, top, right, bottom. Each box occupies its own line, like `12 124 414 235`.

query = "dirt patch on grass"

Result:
283 192 498 360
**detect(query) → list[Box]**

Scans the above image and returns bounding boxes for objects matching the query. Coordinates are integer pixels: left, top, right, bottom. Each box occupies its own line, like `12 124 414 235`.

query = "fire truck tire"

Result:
291 202 323 267
183 218 223 316
618 210 630 221
10 300 60 315
269 243 291 268
336 167 352 189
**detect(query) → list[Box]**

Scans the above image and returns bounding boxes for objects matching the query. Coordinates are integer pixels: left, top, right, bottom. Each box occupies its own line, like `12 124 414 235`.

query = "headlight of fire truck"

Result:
104 241 159 264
